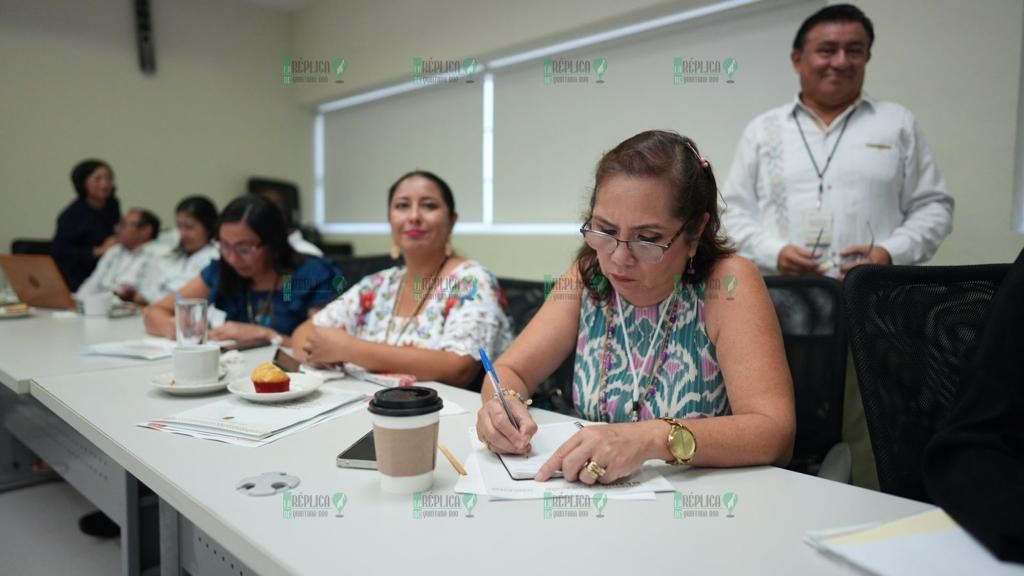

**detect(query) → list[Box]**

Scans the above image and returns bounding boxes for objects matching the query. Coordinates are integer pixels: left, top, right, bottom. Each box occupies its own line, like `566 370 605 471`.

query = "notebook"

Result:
498 421 596 480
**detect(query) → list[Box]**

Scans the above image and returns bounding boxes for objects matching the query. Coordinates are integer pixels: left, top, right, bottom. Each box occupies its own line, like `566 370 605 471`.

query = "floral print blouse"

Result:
312 260 514 361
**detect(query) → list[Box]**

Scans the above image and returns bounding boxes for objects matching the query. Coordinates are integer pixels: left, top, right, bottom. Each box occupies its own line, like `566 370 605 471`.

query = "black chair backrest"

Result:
11 239 53 256
331 254 400 289
843 263 1010 500
764 276 847 475
497 278 576 415
498 278 547 334
321 242 354 258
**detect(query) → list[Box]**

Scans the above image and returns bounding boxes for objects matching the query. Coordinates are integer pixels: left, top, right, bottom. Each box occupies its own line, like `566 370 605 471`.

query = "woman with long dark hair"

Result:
144 195 341 344
291 170 513 388
52 159 121 291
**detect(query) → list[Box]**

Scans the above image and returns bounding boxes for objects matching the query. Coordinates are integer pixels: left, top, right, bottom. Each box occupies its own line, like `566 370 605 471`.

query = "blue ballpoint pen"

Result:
479 348 519 431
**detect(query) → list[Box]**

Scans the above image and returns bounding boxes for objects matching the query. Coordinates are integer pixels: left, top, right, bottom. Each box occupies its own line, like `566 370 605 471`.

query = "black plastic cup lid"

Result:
367 386 443 417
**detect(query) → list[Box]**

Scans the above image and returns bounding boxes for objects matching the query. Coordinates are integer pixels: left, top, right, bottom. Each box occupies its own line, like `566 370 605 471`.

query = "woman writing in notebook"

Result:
476 131 795 484
291 171 513 388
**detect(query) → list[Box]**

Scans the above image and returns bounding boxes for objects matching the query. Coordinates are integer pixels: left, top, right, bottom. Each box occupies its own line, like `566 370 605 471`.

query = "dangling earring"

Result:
444 242 454 258
390 245 402 260
687 257 696 275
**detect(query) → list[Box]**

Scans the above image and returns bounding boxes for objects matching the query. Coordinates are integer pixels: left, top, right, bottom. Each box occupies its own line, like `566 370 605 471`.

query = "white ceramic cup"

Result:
172 345 221 386
82 292 112 317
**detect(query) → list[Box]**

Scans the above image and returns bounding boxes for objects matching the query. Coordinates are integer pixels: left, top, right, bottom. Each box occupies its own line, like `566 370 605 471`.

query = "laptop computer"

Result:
0 254 76 310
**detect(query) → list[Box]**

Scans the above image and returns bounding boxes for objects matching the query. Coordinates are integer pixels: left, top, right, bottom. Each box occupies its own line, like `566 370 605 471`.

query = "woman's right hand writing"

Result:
475 395 538 455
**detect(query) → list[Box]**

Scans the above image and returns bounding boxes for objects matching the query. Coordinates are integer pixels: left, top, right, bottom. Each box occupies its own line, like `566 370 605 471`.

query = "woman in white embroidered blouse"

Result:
291 171 513 388
136 196 219 305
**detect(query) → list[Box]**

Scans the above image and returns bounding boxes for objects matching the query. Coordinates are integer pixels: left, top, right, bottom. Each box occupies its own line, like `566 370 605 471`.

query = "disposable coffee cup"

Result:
367 387 444 494
172 344 220 386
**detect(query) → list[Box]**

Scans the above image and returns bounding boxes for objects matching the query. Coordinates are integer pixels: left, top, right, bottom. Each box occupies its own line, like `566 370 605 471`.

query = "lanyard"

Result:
792 106 856 210
614 290 670 420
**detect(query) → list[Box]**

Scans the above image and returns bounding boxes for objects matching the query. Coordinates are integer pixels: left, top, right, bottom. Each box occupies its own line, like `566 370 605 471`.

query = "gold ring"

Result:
584 461 607 479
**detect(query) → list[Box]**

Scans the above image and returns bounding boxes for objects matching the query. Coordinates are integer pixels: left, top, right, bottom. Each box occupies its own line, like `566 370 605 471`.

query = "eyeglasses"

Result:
580 223 686 264
219 241 262 258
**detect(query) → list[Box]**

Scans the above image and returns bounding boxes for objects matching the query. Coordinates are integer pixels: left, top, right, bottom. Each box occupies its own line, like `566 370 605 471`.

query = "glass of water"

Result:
175 298 209 345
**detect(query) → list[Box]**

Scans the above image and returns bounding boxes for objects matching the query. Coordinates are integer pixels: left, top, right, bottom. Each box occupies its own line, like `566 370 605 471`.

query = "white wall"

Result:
855 0 1024 266
0 0 312 254
3 0 1020 279
294 0 1024 279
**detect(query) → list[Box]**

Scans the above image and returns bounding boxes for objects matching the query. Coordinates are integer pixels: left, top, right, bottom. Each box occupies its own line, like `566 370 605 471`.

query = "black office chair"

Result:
10 239 53 255
321 242 354 259
498 278 576 416
765 276 849 481
844 263 1010 501
331 254 401 289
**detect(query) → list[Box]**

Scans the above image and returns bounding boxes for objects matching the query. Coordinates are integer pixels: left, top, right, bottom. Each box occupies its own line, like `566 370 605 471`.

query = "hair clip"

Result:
686 141 710 169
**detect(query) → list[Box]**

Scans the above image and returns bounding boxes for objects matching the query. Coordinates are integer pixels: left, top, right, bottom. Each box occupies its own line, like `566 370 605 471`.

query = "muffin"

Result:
251 362 290 393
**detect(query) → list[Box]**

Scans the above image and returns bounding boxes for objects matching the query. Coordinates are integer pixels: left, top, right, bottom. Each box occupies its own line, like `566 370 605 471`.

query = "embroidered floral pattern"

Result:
313 260 514 361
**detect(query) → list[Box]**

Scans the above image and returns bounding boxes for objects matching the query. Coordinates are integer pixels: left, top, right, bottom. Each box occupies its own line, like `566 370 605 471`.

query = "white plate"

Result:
150 366 230 395
0 306 34 319
227 373 323 403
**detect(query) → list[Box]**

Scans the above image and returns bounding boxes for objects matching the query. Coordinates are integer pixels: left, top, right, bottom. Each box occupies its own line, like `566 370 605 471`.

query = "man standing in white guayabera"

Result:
722 3 953 279
721 3 955 491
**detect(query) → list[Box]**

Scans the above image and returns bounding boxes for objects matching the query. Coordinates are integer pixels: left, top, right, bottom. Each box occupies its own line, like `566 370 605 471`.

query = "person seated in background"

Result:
76 208 161 301
52 159 122 291
144 195 340 345
134 196 219 305
476 131 795 484
254 183 324 257
291 170 513 388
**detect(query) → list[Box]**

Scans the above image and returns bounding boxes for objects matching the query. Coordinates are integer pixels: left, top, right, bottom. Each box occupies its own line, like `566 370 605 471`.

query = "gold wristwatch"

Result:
660 417 697 464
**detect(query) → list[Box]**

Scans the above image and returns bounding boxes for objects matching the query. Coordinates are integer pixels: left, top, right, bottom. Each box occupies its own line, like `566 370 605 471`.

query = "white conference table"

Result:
0 309 160 394
26 343 934 576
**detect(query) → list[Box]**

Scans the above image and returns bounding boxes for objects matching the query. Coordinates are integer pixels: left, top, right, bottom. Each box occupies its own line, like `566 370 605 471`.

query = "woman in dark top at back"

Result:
52 159 121 291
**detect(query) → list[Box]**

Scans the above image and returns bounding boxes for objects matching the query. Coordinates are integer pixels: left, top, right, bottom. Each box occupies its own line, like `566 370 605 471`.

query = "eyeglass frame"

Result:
219 240 263 258
579 221 689 264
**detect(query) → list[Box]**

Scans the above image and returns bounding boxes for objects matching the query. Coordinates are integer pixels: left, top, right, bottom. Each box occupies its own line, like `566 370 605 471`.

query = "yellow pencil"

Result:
437 441 467 476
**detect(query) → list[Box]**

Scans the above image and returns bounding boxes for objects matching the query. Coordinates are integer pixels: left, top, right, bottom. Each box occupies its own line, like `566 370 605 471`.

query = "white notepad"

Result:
498 421 594 480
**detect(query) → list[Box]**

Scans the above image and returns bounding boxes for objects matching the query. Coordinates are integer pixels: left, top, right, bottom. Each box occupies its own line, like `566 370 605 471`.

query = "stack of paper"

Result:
139 387 367 447
456 422 674 500
806 508 1024 575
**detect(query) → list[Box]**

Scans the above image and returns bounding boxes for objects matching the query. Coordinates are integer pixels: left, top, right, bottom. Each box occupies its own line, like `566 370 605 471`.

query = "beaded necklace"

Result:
597 285 681 422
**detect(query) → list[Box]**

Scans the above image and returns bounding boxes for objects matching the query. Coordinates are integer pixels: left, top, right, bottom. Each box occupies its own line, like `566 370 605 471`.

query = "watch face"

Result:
671 427 696 461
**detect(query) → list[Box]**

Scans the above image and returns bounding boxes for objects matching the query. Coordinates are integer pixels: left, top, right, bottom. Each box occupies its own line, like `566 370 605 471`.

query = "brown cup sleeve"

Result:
373 422 438 477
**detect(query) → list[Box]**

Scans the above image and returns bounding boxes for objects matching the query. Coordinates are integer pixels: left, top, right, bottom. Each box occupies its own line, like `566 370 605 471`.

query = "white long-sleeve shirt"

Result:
76 242 159 296
137 242 219 304
721 94 954 274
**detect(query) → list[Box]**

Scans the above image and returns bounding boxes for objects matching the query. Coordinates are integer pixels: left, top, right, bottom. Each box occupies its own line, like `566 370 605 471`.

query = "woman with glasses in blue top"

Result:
476 130 795 485
144 195 342 345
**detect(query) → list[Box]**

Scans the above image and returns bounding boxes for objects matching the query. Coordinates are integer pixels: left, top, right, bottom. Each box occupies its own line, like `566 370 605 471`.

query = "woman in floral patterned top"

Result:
291 171 513 388
476 131 795 484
